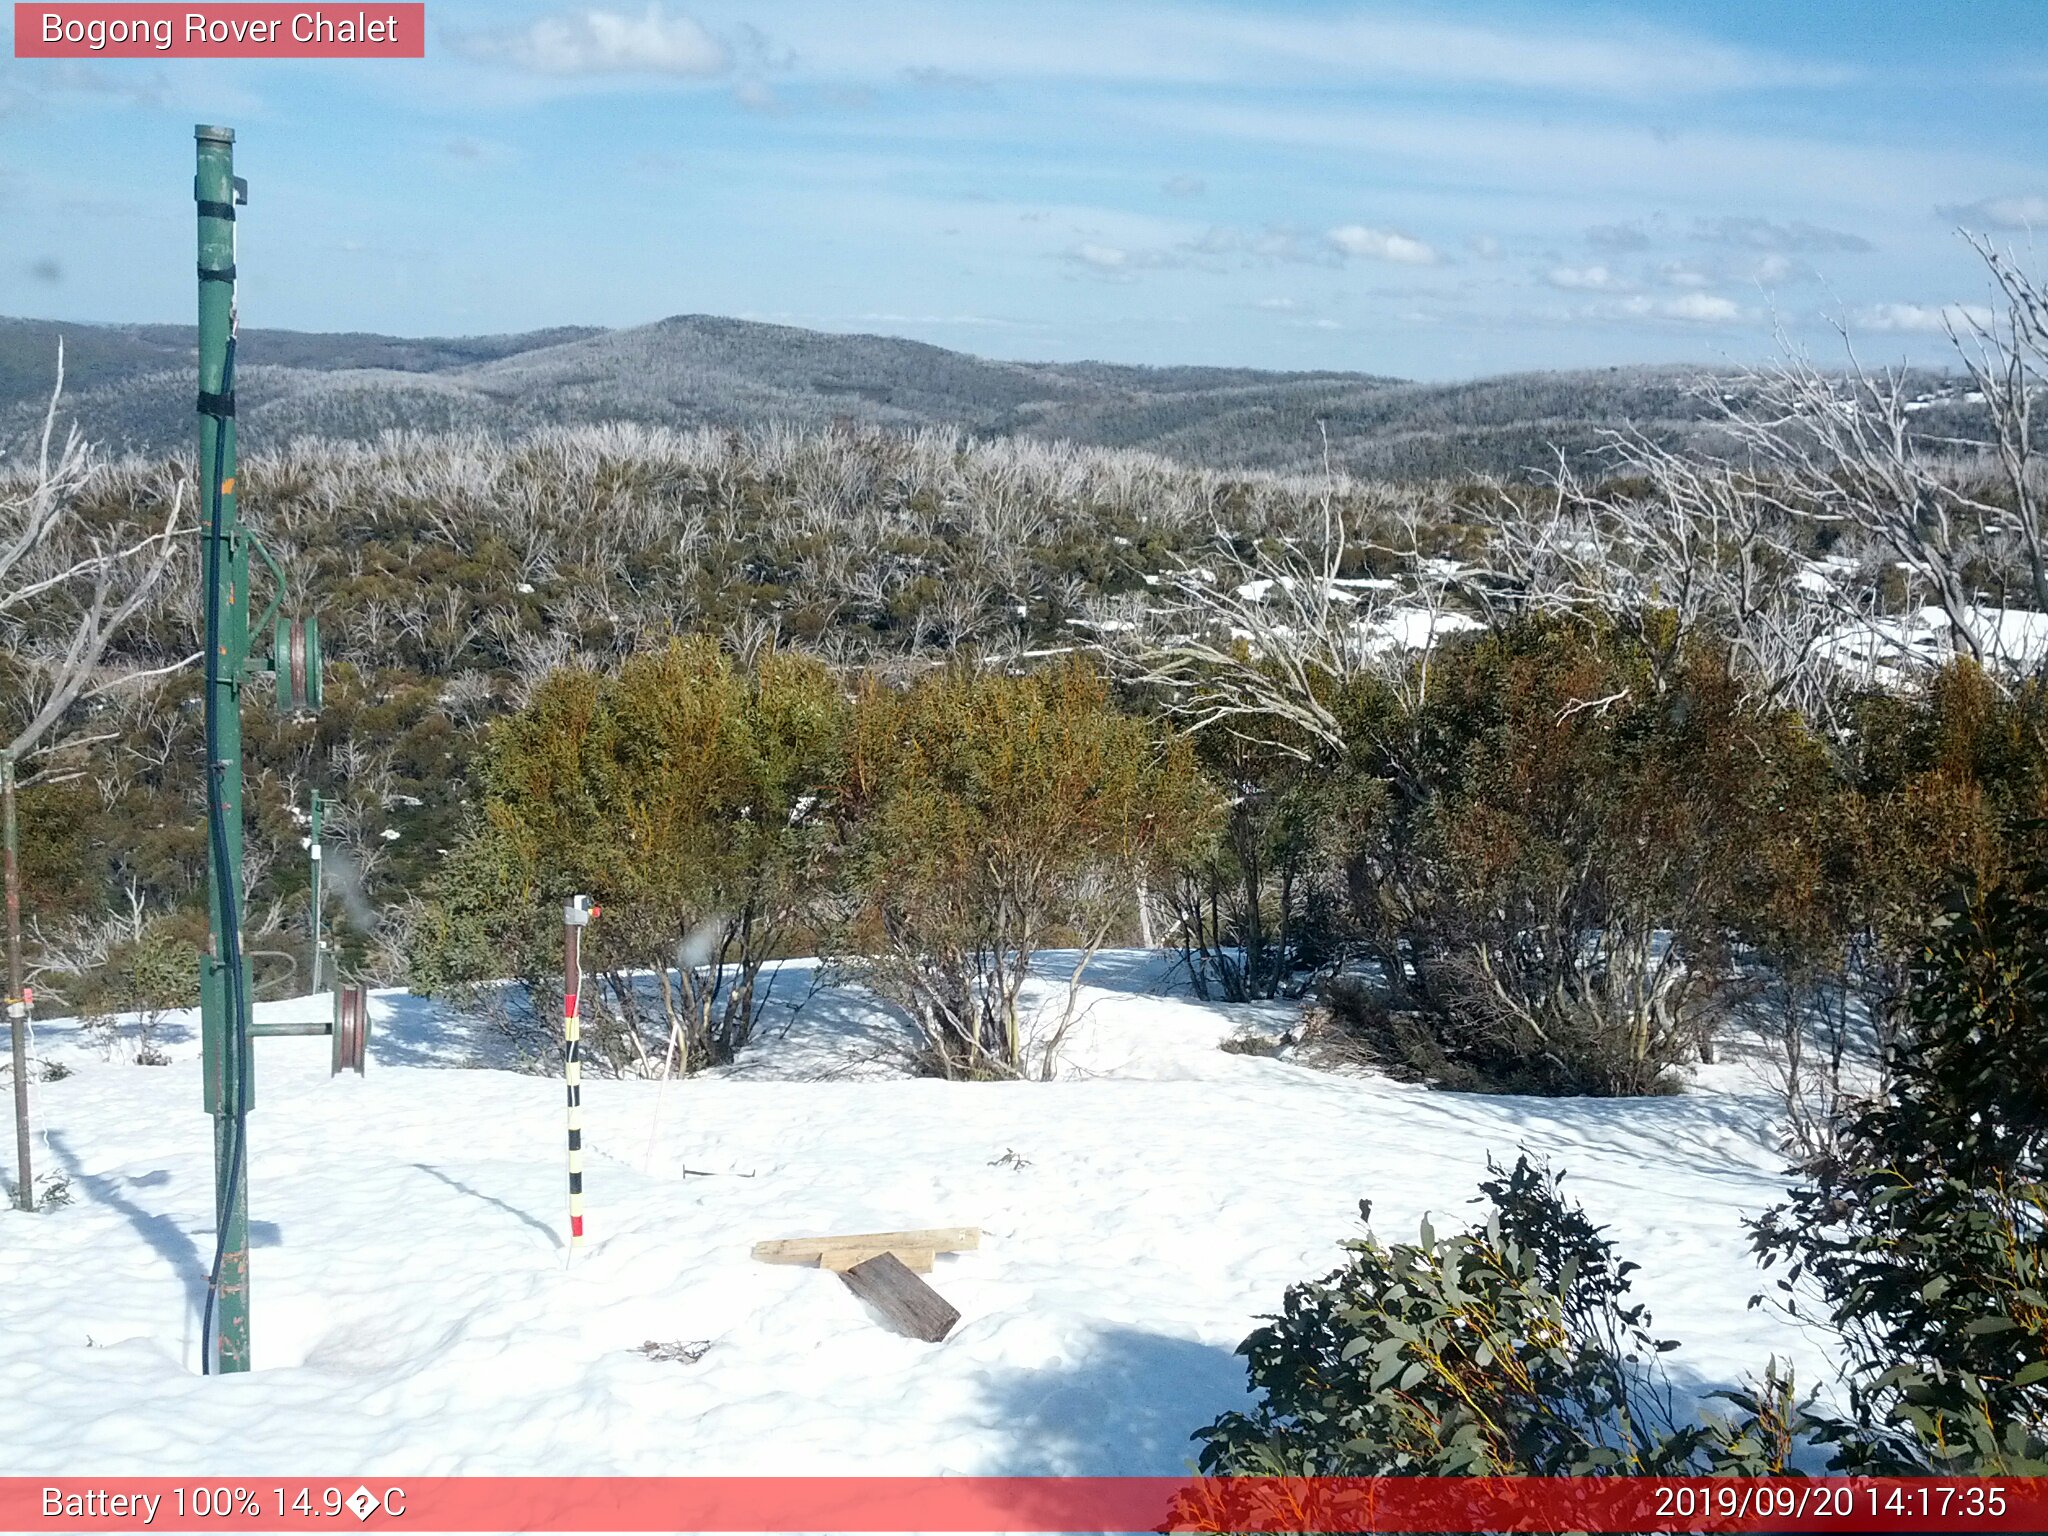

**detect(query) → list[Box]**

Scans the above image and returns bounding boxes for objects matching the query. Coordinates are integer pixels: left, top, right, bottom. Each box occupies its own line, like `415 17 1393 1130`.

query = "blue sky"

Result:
2 1 2043 378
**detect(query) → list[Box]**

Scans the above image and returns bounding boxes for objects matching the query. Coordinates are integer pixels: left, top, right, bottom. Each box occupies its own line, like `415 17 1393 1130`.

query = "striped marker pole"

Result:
562 895 598 1252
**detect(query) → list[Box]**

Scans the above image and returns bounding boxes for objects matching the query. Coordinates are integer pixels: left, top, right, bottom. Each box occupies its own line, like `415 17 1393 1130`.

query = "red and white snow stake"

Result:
562 895 599 1252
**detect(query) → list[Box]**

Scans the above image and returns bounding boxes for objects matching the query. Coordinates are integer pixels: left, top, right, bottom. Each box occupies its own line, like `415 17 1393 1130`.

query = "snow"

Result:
1368 607 1484 652
0 954 1830 1476
1795 554 1858 595
1817 604 2048 688
1974 606 2048 672
1231 576 1401 605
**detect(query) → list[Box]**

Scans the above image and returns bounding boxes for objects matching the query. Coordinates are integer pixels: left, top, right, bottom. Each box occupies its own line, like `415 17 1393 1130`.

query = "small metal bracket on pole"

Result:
562 895 598 1252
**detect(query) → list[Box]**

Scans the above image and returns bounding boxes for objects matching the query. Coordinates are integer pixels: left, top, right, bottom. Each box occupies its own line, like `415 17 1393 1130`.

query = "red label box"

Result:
14 4 425 58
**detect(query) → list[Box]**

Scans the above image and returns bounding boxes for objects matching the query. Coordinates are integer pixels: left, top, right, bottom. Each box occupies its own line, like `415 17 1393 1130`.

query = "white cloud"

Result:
900 65 992 94
1327 224 1438 265
788 4 1844 101
1658 262 1712 289
1131 99 2013 215
1585 221 1653 252
1063 223 1360 275
1620 292 1749 324
1162 174 1207 199
1856 302 1995 334
1692 215 1871 253
855 312 1037 330
1069 242 1131 270
453 5 730 78
1467 234 1503 260
1184 225 1331 267
1939 193 2048 230
1252 296 1300 311
1545 263 1622 291
1666 292 1745 323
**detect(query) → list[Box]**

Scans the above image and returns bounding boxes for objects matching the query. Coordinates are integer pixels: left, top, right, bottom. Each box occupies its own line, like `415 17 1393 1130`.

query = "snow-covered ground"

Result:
0 954 1832 1476
1817 603 2048 688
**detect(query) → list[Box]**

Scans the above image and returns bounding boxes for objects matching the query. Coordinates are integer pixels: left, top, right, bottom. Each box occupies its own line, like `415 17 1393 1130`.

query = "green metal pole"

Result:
309 791 323 994
196 123 251 1374
3 753 31 1213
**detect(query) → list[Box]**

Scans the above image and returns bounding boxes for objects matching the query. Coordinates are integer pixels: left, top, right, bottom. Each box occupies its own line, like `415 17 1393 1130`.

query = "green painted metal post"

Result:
195 123 252 1374
308 791 323 994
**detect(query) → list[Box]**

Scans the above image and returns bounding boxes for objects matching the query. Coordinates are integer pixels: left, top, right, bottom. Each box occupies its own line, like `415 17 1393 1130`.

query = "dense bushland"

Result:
1324 618 1835 1094
1144 601 2048 1096
7 244 2045 1086
5 420 1360 1016
1750 863 2048 1471
1194 849 2048 1481
412 650 1209 1079
393 596 2048 1095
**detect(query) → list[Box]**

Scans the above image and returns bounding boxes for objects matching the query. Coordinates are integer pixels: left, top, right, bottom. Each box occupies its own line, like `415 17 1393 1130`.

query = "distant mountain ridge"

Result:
0 312 1813 480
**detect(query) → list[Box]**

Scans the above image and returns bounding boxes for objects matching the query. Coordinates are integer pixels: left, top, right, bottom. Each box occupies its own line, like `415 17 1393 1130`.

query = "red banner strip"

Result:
5 1476 2045 1532
13 5 425 59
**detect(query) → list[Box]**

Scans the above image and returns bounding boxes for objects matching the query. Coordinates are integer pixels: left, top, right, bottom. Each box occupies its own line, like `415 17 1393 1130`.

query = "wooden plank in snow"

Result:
751 1227 980 1266
820 1247 935 1274
838 1252 961 1342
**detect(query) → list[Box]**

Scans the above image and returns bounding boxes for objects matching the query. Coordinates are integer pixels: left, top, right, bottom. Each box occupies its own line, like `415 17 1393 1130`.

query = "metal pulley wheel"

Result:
331 983 368 1076
274 610 323 714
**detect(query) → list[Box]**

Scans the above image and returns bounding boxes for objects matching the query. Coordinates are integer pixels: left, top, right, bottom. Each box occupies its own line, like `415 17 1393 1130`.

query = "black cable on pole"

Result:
198 335 246 1376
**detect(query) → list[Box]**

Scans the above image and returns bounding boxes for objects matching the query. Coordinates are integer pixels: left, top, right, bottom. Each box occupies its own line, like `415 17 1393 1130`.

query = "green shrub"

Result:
1166 731 1363 1003
1822 663 2048 1044
1206 860 2048 1492
412 638 845 1073
1194 1156 1798 1477
1751 858 2048 1474
844 658 1212 1078
1333 618 1831 1094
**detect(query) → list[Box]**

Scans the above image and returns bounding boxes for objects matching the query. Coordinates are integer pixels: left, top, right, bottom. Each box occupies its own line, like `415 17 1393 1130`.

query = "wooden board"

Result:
752 1227 980 1266
838 1252 961 1343
820 1247 935 1274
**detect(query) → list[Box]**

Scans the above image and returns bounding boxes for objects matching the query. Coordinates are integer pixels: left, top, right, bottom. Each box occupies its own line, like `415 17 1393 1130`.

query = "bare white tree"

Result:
1483 438 1875 729
1119 469 1460 761
1 347 191 1211
1949 237 2048 621
1682 241 2048 685
1 349 191 772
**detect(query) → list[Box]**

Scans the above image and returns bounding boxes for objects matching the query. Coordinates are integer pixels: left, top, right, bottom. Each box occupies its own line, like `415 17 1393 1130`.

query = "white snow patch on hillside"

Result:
0 954 1831 1475
1370 607 1484 652
1818 605 2048 689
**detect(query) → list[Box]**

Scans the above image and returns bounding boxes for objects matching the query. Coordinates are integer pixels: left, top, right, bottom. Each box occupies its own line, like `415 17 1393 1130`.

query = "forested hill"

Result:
2 311 1745 479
